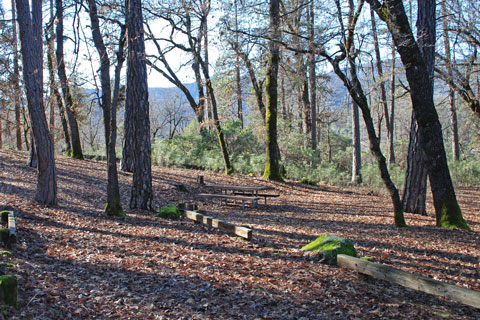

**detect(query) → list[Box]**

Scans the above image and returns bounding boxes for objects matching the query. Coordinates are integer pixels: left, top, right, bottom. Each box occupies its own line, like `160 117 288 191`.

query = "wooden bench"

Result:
197 193 260 209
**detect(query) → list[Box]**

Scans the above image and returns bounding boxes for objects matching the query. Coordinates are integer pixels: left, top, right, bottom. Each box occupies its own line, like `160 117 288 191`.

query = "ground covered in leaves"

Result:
0 150 479 319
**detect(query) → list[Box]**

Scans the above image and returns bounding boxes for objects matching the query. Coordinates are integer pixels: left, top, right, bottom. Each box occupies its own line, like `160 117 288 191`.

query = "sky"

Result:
2 0 217 89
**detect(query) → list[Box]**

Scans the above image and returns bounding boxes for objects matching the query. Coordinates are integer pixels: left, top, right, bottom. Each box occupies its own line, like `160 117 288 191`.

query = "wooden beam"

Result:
337 254 480 309
181 209 252 240
7 212 16 245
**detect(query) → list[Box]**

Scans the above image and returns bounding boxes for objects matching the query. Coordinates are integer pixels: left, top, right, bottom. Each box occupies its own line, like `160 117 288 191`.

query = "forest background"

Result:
0 0 479 200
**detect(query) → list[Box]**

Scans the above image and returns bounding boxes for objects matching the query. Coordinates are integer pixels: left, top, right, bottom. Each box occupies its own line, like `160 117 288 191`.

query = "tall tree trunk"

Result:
127 0 153 210
263 0 283 181
120 101 134 172
56 0 83 159
351 100 362 183
308 2 317 150
441 0 460 160
322 0 406 227
402 0 434 215
12 0 22 151
370 8 391 160
87 0 125 217
234 0 243 127
16 0 57 205
389 42 396 164
368 0 469 229
195 6 233 175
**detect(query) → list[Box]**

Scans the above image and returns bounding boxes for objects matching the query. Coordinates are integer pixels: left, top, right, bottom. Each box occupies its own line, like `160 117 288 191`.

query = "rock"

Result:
157 205 182 220
301 234 357 265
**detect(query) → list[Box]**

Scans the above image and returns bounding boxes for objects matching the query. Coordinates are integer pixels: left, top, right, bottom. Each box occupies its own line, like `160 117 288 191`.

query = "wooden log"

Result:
7 212 16 247
337 254 480 309
181 209 252 240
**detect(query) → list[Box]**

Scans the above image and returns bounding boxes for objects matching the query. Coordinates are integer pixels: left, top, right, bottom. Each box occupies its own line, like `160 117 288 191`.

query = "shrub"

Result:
300 177 317 186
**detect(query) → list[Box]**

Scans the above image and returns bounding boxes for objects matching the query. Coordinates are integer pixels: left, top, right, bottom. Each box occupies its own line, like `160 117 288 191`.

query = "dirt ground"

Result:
0 149 479 319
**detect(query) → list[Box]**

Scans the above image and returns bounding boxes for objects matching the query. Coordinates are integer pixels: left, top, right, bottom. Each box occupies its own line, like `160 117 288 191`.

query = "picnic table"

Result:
200 184 280 206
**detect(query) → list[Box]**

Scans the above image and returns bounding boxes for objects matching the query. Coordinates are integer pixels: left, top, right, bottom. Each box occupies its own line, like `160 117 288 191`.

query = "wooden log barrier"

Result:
180 209 252 240
7 212 16 246
337 254 480 309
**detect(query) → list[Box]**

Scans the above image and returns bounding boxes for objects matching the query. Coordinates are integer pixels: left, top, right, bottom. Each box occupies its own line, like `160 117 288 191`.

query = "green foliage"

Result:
300 177 317 186
449 158 480 186
157 205 182 220
152 120 265 174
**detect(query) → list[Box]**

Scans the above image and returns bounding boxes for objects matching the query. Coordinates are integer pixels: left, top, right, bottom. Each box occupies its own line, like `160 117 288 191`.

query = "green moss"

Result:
394 210 407 228
360 256 375 262
300 177 317 186
436 195 470 230
302 234 357 265
157 205 181 220
0 275 17 309
104 199 126 218
0 251 12 257
0 263 14 268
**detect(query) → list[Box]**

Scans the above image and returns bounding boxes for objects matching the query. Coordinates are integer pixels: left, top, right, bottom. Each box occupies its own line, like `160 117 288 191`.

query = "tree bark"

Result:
370 8 392 162
308 2 317 150
402 0 435 216
263 0 283 181
389 42 396 164
351 100 362 183
12 0 22 151
127 0 153 210
56 0 83 159
368 0 469 229
87 0 125 217
16 0 57 205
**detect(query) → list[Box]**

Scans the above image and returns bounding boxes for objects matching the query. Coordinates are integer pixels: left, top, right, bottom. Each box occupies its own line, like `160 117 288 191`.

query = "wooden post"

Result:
197 175 204 185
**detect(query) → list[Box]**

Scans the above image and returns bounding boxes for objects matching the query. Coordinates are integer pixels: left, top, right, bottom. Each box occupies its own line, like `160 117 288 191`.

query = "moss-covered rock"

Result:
157 205 182 220
0 275 17 308
0 251 12 257
302 234 357 265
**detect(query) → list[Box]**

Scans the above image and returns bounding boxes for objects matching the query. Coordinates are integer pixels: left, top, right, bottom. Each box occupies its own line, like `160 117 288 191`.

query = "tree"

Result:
16 0 57 204
56 0 83 159
127 0 153 210
440 0 460 160
86 0 126 217
263 0 283 181
434 0 480 119
308 1 317 150
11 0 22 150
402 0 435 216
319 0 406 227
368 0 469 229
370 8 393 164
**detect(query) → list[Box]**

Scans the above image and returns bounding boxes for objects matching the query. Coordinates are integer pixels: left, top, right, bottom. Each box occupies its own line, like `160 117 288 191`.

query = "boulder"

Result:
157 205 182 220
302 234 357 265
